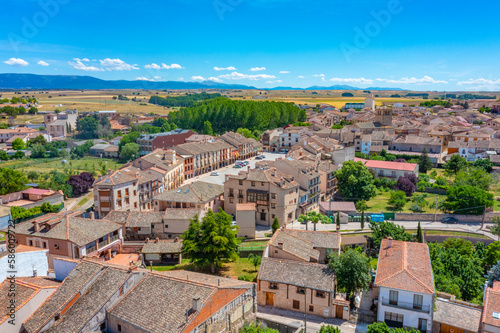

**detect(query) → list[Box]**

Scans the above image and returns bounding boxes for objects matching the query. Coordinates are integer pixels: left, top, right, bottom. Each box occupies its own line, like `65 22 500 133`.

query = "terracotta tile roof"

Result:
236 203 256 211
105 210 163 228
283 229 341 250
270 230 320 262
320 201 356 213
258 257 334 292
375 239 434 294
142 240 183 254
354 158 418 172
154 181 224 203
160 270 253 288
483 281 500 327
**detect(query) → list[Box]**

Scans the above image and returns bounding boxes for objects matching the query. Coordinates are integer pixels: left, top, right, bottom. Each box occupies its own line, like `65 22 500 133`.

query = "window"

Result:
261 182 265 186
269 283 278 290
389 290 398 305
271 203 276 209
229 188 234 197
297 287 305 295
239 180 243 185
251 181 255 187
229 198 234 203
29 240 33 246
165 224 168 228
118 324 122 332
413 294 423 310
271 193 276 199
418 318 427 332
247 192 269 202
384 312 403 323
316 291 325 298
309 305 314 312
260 212 266 221
293 300 300 309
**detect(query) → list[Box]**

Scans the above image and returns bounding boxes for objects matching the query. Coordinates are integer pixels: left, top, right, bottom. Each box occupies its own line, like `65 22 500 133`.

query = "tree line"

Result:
149 92 221 108
166 97 306 134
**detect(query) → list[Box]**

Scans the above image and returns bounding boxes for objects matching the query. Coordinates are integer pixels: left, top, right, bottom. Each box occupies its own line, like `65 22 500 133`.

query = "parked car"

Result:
242 161 249 165
210 172 219 176
233 164 243 168
443 217 458 224
231 221 237 226
256 155 265 160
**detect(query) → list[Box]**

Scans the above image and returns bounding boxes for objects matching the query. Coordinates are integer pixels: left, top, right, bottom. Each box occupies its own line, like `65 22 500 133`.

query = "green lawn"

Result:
365 189 446 214
1 157 123 174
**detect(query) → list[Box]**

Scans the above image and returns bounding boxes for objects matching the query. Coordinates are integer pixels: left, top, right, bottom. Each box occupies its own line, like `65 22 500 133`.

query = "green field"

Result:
365 189 447 214
1 157 123 174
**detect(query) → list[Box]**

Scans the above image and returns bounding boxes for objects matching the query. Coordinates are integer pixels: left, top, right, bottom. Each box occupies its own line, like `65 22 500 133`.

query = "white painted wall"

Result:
0 249 49 281
54 258 78 281
377 287 433 332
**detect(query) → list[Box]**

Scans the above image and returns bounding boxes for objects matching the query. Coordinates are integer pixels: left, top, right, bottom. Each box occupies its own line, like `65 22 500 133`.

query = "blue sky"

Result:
1 0 499 91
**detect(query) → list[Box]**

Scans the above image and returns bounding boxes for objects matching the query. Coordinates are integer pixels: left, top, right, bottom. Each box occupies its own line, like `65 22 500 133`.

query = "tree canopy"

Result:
444 155 467 174
369 221 413 248
67 172 95 197
418 148 433 174
182 208 241 272
149 92 221 108
0 168 28 195
334 160 376 201
440 185 493 215
76 116 99 139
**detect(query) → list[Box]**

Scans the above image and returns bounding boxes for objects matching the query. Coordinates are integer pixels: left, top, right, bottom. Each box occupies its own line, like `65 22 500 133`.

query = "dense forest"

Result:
166 97 306 134
149 92 221 108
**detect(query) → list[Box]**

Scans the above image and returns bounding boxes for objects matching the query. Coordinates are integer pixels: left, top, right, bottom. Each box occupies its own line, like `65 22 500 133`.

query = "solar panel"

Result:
104 179 110 183
185 189 189 194
494 312 500 319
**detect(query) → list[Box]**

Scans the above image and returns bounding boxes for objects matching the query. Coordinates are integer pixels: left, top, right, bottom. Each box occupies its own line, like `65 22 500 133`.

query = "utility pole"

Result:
434 195 438 222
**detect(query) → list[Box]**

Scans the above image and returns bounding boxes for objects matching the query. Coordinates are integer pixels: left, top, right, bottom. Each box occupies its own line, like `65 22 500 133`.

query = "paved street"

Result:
184 152 285 185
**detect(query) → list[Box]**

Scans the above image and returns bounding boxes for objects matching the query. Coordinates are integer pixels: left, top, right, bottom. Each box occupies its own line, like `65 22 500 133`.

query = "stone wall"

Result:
394 212 500 223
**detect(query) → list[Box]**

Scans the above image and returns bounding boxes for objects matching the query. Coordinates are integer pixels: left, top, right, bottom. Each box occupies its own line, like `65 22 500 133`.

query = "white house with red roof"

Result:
375 238 434 332
354 158 419 179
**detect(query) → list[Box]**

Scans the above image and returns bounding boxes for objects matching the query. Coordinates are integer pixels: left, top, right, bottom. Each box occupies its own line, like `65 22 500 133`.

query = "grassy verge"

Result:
365 189 446 214
1 157 123 174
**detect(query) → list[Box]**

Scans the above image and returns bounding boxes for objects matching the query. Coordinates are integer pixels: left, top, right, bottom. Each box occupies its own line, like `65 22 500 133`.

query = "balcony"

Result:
381 297 430 313
98 239 109 249
110 234 120 243
86 245 96 254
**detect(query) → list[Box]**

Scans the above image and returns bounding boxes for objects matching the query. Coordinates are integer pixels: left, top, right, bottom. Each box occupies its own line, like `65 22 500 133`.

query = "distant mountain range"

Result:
0 73 404 91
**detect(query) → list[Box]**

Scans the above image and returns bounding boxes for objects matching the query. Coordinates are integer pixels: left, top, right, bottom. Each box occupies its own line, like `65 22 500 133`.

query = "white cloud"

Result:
73 58 90 62
250 67 266 71
457 78 500 86
162 63 183 69
136 77 154 81
329 77 374 84
37 60 49 66
218 71 276 81
313 74 325 77
4 58 29 67
266 80 283 84
68 59 103 72
279 71 290 74
376 76 447 84
207 77 223 83
191 76 206 81
100 58 139 71
144 63 161 69
297 75 305 79
214 66 236 71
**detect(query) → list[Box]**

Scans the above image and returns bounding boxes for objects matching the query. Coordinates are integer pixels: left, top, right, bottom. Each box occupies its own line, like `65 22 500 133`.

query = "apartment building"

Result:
13 211 123 268
131 149 185 191
278 128 305 152
224 167 299 227
94 170 140 218
261 128 282 152
271 158 321 213
375 239 434 332
220 131 262 159
174 141 234 178
45 119 68 138
137 129 194 156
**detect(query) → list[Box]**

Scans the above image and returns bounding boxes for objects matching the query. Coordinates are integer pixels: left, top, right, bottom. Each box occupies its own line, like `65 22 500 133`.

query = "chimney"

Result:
90 212 94 220
155 237 159 243
192 296 201 311
107 169 112 175
32 265 37 277
97 175 102 182
174 237 179 243
145 237 150 243
387 237 393 248
33 221 40 232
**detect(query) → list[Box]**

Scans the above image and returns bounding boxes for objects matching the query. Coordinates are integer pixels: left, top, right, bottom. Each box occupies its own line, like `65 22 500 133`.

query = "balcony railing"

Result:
86 245 96 254
98 240 109 249
381 297 430 313
110 234 120 243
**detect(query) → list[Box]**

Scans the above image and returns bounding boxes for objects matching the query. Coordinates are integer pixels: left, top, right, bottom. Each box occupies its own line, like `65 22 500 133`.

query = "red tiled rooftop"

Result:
22 188 51 195
483 281 500 327
354 158 418 172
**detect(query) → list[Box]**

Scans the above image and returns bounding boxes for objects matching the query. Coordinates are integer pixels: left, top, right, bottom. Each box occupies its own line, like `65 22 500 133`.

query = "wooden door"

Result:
336 305 344 318
266 293 274 306
441 324 464 333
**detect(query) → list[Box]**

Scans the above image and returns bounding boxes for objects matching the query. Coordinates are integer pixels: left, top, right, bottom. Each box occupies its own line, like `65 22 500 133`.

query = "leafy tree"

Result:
271 217 280 234
369 221 413 248
248 253 262 271
182 208 241 272
0 151 7 161
27 135 47 147
318 325 342 333
12 138 25 150
67 172 95 197
334 161 376 201
416 221 423 243
366 322 419 333
298 211 331 231
240 323 278 333
118 131 141 152
485 242 500 268
236 127 258 140
355 200 368 212
342 92 354 97
486 260 500 287
203 120 214 136
30 143 46 158
441 185 493 215
328 248 371 308
152 117 168 128
336 211 341 228
455 167 492 191
149 92 222 108
120 143 139 162
388 191 407 211
0 168 28 195
76 116 99 139
13 151 25 159
444 155 467 174
418 148 433 174
28 107 38 114
27 171 38 181
394 174 417 196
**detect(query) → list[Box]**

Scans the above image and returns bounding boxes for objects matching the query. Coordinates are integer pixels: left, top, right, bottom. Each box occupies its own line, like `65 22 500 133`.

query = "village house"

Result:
174 141 234 178
137 129 194 156
94 169 140 218
432 294 482 333
220 131 262 160
141 237 182 265
12 211 123 268
482 281 500 333
104 210 164 240
224 167 299 227
375 239 435 332
354 158 419 179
